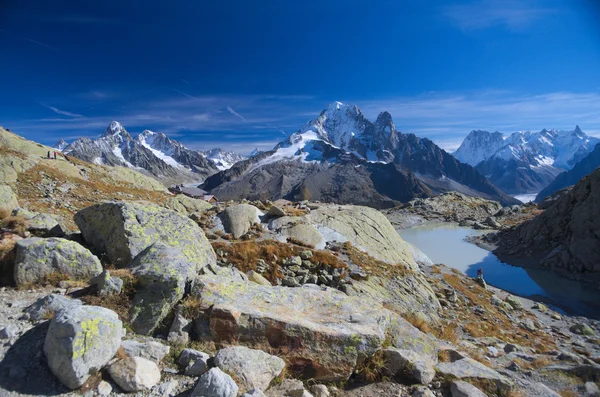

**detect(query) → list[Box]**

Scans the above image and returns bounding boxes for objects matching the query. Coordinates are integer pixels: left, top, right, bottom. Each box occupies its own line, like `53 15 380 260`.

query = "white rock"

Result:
153 380 179 397
97 380 113 396
242 390 267 397
0 324 19 339
191 368 238 397
121 339 170 364
108 356 161 392
451 380 487 397
310 384 330 397
214 346 285 391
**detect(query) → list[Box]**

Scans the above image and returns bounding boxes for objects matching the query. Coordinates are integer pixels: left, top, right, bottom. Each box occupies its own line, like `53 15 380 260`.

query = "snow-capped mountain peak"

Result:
100 121 131 141
303 101 367 148
200 148 246 171
453 130 506 166
54 139 68 152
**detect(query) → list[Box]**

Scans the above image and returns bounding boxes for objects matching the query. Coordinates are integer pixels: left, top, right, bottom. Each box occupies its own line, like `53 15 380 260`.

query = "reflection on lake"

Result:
398 223 600 318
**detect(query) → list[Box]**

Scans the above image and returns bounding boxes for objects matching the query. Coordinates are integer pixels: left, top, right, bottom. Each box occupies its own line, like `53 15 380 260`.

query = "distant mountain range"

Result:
453 127 599 194
56 122 245 185
203 102 519 207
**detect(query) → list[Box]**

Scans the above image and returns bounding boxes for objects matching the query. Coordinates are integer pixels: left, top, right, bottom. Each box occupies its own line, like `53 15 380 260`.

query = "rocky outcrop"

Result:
128 241 214 334
190 274 437 381
14 237 102 286
75 201 215 267
43 305 124 389
309 205 416 269
220 204 262 239
494 167 600 274
214 346 285 391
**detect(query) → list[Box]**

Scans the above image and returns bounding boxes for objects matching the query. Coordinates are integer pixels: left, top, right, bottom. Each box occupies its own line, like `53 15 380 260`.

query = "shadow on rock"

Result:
0 321 68 396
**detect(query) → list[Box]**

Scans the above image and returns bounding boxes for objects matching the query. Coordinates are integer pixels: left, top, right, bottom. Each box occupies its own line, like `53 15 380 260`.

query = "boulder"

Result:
191 367 238 397
382 348 436 384
90 270 123 296
570 323 595 336
128 241 214 334
214 346 285 391
24 294 83 322
267 205 286 217
44 305 125 389
412 387 435 397
243 390 267 397
14 237 102 286
108 356 161 392
309 205 417 269
436 358 513 392
120 339 170 364
191 274 435 381
0 185 18 211
247 270 272 286
265 379 305 397
450 380 487 397
168 312 192 345
164 195 213 214
74 201 216 267
220 204 262 239
505 295 523 310
12 208 66 237
310 385 330 397
179 348 211 369
97 380 113 396
269 217 325 249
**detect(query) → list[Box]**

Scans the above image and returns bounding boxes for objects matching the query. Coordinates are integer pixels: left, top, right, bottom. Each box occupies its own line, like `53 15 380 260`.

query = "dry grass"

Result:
81 269 138 324
403 312 431 333
430 265 442 274
512 356 553 370
180 295 204 320
1 215 29 237
354 350 388 382
559 390 579 397
211 240 347 282
402 312 459 344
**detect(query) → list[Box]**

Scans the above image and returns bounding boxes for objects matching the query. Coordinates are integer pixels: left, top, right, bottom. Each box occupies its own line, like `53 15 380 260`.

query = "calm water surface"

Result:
398 223 600 318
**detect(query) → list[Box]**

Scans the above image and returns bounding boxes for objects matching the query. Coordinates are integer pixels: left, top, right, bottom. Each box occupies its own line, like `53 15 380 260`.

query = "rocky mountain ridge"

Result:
536 143 600 202
453 127 600 194
204 102 519 207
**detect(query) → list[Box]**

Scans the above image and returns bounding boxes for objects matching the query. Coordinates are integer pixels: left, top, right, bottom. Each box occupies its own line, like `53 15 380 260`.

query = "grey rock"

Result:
12 208 66 237
179 348 211 369
243 390 267 397
128 241 214 335
0 324 19 339
382 347 436 384
75 201 216 267
44 305 125 389
267 205 286 217
108 356 161 392
450 380 487 397
168 313 191 345
412 387 436 397
154 380 179 397
269 217 325 249
91 270 123 296
185 356 210 377
571 323 595 336
191 368 238 397
585 381 600 397
214 346 285 391
505 295 523 310
97 380 112 396
247 270 272 286
436 358 513 391
220 204 261 239
485 216 501 229
121 339 170 364
300 250 313 260
0 184 18 211
14 237 102 286
310 384 330 397
24 294 83 321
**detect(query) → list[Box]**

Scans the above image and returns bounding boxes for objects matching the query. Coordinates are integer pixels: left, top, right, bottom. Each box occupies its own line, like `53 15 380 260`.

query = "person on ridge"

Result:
47 150 51 159
477 267 483 279
53 151 57 160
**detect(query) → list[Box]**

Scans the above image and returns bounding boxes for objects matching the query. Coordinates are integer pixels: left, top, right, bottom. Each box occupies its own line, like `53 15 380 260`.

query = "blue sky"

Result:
2 0 600 154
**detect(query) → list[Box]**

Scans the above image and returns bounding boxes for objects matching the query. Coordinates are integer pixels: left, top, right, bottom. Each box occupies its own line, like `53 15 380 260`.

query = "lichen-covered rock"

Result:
214 346 285 391
0 185 18 211
108 356 161 392
179 348 211 369
14 237 102 286
44 305 125 389
24 294 83 321
191 275 436 381
247 270 272 286
128 242 213 334
91 270 123 296
436 358 513 391
74 202 216 267
220 204 262 239
570 323 595 336
382 348 436 384
164 195 213 214
309 205 417 269
191 367 238 397
505 295 523 310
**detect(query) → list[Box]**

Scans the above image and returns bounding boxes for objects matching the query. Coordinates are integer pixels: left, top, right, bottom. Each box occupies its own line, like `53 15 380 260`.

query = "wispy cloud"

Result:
42 105 84 118
226 105 246 121
0 28 60 52
443 0 557 31
171 88 198 100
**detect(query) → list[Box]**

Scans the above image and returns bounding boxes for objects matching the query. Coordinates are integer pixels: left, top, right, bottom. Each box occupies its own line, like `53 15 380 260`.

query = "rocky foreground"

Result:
2 130 600 397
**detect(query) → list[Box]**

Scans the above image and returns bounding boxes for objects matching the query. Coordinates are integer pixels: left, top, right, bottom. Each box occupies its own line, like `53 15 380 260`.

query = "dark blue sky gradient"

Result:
2 0 600 154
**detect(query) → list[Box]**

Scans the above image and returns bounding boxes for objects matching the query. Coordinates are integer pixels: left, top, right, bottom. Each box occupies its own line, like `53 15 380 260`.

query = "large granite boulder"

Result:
214 346 285 391
24 294 83 322
220 204 262 239
191 368 239 397
0 185 18 211
74 202 215 267
14 237 102 286
44 305 125 389
108 356 161 392
164 195 213 214
308 205 417 269
128 242 214 334
190 274 437 381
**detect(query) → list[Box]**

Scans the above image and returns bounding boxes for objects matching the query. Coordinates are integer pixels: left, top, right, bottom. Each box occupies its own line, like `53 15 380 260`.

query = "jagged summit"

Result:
54 139 68 152
100 121 130 140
